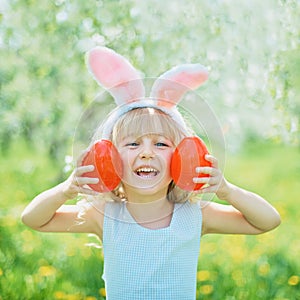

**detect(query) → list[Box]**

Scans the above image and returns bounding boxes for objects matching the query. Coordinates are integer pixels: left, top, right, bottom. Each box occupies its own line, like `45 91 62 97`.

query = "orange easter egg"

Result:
171 137 211 191
82 140 123 192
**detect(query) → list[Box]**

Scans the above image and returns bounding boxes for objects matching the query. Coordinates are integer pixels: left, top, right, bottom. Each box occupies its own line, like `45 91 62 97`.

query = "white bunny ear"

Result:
87 47 145 105
150 64 209 107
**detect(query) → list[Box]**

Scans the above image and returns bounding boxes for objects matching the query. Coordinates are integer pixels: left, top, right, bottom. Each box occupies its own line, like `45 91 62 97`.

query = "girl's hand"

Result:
61 151 100 199
61 165 100 199
193 155 231 200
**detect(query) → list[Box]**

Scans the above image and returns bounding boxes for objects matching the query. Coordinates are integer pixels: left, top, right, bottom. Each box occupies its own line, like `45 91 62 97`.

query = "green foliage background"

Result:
0 0 299 299
1 0 299 158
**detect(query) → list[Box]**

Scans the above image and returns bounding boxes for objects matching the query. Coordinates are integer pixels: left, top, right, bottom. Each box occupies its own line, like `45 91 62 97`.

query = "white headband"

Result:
101 98 188 139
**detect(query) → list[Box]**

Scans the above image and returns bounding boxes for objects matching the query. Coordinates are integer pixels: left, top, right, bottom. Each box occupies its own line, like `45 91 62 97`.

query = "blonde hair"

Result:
112 108 188 145
107 107 194 203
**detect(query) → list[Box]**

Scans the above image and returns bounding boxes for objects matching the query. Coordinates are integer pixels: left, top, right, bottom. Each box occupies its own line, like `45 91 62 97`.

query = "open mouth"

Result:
135 167 159 178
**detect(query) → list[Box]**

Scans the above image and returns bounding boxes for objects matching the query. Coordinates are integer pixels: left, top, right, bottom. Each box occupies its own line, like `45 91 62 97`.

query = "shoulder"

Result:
174 200 202 231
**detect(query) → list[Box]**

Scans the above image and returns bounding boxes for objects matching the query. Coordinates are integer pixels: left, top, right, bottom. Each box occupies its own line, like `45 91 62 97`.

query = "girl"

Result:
22 47 281 300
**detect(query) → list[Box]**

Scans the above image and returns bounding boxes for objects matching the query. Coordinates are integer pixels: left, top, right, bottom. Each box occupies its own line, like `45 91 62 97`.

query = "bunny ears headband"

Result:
87 47 209 139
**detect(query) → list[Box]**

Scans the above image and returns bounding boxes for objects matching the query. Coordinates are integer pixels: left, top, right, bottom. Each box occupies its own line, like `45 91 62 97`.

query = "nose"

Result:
139 143 155 159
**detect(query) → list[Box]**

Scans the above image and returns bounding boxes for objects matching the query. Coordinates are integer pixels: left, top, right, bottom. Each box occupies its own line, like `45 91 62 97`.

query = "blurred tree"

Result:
0 0 299 161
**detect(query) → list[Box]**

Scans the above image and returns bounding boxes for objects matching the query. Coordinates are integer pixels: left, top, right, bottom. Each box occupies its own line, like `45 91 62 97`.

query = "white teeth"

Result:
136 167 158 173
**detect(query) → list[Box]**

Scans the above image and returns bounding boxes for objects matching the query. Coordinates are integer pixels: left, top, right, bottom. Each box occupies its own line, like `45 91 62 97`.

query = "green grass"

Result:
0 140 299 299
197 141 300 299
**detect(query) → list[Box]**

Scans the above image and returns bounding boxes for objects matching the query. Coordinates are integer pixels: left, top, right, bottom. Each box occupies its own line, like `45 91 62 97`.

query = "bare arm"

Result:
194 155 281 235
21 165 104 238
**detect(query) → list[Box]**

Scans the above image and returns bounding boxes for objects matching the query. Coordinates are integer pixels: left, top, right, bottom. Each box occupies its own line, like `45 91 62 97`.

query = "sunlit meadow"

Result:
1 0 299 299
0 140 299 299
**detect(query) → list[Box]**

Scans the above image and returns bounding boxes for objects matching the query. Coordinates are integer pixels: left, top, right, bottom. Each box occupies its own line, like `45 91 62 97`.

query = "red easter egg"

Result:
81 140 123 192
171 137 212 191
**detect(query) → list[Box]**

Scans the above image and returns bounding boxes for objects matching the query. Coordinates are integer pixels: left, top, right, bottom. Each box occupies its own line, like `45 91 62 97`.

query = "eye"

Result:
126 142 139 148
155 142 170 147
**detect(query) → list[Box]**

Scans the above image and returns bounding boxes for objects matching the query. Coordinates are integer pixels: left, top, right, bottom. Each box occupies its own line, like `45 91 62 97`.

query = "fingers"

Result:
204 154 218 168
62 164 100 198
76 176 99 185
192 175 220 186
194 154 223 194
74 165 99 186
75 165 95 176
195 166 219 177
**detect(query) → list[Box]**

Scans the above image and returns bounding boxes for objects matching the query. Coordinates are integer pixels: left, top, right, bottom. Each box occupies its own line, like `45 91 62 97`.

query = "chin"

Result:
123 179 171 199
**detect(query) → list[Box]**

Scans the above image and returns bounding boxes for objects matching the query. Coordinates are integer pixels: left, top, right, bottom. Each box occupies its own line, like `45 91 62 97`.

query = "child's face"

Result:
117 134 174 197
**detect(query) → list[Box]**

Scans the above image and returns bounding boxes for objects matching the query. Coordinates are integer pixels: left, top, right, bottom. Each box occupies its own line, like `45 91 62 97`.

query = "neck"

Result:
126 196 174 228
124 185 169 204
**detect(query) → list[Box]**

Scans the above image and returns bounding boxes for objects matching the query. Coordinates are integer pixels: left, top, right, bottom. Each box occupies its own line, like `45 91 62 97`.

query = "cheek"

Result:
119 150 135 168
167 149 174 161
166 153 173 166
163 151 174 175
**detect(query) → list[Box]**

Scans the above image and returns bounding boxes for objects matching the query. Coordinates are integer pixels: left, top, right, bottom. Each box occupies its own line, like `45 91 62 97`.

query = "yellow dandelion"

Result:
230 246 246 262
200 284 213 295
288 275 300 286
99 288 106 297
197 270 210 281
21 229 34 241
38 265 56 277
54 291 66 299
85 297 97 300
258 262 270 276
0 268 3 276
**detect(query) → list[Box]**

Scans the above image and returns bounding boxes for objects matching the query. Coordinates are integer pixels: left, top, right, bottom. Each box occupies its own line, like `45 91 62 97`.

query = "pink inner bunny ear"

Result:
87 47 145 105
150 64 209 108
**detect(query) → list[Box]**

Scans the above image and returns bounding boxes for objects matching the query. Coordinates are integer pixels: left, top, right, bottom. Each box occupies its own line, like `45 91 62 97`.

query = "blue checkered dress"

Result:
102 200 202 300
